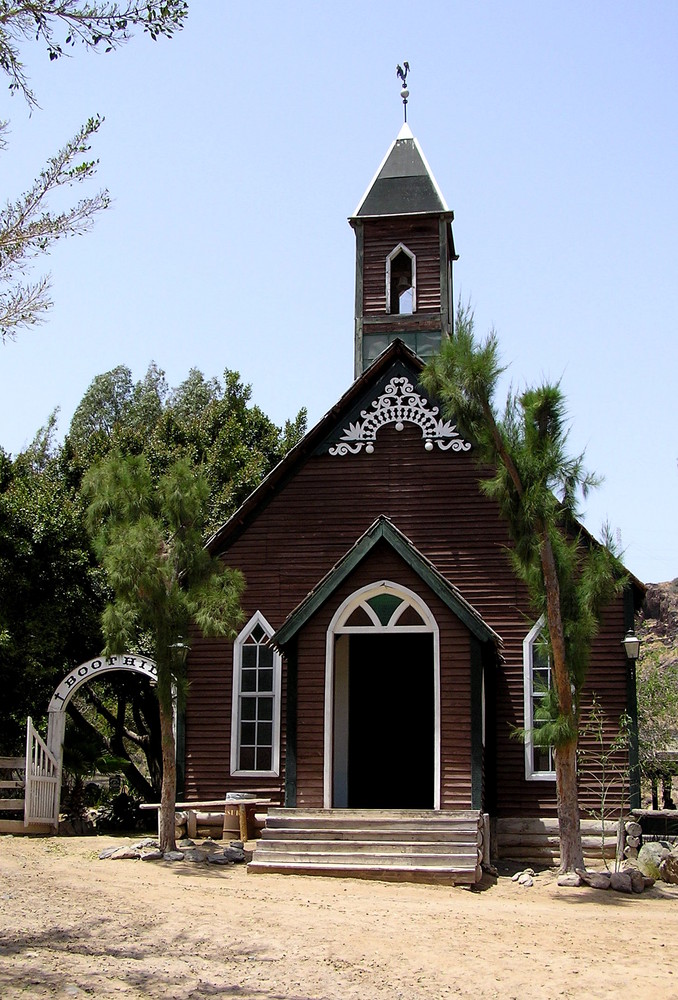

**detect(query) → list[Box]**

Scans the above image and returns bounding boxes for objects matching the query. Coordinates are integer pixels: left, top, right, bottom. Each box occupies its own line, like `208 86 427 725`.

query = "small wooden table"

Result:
140 797 271 841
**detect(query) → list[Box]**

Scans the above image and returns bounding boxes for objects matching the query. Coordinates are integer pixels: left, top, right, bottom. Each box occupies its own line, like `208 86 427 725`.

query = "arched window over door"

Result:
324 582 440 809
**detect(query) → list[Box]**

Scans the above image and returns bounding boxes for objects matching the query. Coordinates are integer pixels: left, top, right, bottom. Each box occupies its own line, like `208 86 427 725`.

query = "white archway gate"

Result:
25 653 157 828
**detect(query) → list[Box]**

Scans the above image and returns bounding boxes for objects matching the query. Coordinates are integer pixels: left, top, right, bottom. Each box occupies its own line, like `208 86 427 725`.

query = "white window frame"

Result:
385 243 417 314
230 611 281 778
523 615 556 781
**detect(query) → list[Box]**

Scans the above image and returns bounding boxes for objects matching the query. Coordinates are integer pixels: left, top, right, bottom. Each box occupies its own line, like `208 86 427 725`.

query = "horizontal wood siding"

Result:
186 416 632 818
362 219 441 315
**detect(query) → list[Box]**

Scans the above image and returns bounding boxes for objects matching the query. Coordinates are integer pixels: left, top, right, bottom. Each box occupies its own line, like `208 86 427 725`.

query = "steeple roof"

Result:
352 123 450 219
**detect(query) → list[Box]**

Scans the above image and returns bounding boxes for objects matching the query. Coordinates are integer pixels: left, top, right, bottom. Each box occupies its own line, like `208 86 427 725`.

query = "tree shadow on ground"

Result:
0 919 326 1000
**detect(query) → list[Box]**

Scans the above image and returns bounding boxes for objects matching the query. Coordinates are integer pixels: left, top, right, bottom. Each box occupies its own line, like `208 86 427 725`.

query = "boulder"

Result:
110 846 141 860
223 846 250 863
182 848 208 862
638 842 671 879
198 839 221 852
628 869 646 894
575 869 611 890
557 873 582 887
163 850 185 861
658 854 678 885
207 853 235 866
610 871 633 893
140 849 164 861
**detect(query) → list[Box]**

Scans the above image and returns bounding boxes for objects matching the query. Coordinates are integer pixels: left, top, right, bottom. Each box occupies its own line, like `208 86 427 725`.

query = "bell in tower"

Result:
349 78 457 378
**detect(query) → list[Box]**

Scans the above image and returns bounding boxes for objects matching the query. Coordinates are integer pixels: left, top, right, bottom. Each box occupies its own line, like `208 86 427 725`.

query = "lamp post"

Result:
622 630 641 662
622 629 641 810
170 636 190 669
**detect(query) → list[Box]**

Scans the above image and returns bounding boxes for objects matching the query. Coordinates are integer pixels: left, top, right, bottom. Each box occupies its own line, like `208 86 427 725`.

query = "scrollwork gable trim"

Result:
328 375 471 456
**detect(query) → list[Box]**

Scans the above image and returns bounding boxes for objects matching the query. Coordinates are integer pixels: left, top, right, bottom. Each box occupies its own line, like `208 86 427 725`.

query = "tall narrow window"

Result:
523 616 556 780
231 612 281 777
386 243 416 315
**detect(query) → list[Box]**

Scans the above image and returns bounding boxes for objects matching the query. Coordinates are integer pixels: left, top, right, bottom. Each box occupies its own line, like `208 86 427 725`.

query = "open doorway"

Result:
347 632 434 808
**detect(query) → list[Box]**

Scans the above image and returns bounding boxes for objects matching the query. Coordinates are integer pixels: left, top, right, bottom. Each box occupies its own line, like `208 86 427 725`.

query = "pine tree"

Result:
84 453 243 852
422 306 625 871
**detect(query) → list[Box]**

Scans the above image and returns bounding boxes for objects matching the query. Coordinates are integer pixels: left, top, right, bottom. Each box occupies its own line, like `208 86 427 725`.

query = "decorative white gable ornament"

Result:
329 376 472 456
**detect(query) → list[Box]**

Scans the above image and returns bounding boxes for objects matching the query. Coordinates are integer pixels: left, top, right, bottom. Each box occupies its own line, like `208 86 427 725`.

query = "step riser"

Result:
265 819 480 833
259 839 478 854
248 862 481 884
261 833 477 847
254 851 480 867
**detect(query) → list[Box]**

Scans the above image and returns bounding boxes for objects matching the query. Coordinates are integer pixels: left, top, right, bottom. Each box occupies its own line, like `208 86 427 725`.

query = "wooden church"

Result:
183 119 642 880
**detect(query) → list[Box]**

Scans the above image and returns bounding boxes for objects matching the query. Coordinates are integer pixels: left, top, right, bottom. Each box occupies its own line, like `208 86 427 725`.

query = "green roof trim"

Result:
272 516 500 649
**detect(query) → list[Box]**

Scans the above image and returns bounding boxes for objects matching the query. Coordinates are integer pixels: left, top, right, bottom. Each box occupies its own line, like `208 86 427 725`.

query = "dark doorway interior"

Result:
347 633 434 808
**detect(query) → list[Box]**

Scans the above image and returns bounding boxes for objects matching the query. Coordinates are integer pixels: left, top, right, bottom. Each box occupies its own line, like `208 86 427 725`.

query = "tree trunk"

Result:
555 739 585 872
158 700 177 854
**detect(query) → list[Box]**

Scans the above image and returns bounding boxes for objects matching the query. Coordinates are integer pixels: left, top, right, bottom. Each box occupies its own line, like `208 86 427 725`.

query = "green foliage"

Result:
84 450 246 850
0 2 186 340
0 2 188 107
637 641 678 778
422 304 625 714
1 360 304 794
0 422 102 753
83 453 245 710
67 363 307 534
0 117 110 342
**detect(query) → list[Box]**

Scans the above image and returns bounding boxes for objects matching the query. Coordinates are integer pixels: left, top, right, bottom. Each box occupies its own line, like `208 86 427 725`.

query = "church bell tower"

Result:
350 113 457 378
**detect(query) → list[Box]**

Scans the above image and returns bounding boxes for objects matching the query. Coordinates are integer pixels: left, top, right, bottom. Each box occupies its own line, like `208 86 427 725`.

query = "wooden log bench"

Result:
140 797 271 842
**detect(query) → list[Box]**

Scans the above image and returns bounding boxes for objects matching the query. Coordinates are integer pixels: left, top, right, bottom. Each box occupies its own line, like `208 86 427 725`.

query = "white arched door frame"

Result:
323 581 440 809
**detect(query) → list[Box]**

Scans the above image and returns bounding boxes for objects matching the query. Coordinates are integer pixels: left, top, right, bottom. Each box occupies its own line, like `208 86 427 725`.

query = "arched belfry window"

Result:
386 243 416 315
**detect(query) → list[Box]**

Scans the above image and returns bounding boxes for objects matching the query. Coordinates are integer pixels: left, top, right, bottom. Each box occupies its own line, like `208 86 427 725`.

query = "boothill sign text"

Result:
48 654 158 712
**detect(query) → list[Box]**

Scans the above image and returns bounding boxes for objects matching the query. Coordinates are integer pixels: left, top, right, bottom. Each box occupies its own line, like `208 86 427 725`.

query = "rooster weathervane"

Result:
396 62 410 123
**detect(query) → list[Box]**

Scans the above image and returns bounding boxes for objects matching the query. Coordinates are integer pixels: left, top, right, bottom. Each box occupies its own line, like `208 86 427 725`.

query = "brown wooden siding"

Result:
185 416 632 819
362 219 441 315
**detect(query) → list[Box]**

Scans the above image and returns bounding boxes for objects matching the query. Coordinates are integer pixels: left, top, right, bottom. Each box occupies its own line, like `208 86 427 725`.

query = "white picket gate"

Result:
24 717 60 828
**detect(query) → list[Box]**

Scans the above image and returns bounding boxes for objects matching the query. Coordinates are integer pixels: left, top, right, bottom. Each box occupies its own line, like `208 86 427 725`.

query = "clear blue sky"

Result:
1 1 676 584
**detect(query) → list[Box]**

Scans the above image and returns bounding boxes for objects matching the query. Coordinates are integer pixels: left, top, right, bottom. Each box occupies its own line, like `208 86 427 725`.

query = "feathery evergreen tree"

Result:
422 305 625 871
84 454 244 852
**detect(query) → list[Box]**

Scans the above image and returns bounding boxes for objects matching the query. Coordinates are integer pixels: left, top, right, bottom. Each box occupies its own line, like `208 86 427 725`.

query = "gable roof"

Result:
206 339 429 554
272 515 500 648
352 123 451 219
205 338 644 601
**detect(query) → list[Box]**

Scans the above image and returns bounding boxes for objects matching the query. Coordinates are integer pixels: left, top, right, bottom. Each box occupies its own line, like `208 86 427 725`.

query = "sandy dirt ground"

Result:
1 834 677 1000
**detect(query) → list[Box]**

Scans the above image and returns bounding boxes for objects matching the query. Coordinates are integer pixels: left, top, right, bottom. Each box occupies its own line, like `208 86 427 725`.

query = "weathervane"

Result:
396 62 410 123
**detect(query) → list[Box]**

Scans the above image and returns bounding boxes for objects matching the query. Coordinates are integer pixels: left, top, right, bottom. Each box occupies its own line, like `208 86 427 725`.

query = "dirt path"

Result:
1 834 677 999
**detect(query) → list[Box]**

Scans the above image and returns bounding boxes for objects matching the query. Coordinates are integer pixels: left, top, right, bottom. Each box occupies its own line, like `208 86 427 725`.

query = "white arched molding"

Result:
385 242 416 314
230 611 282 778
323 581 440 809
523 615 556 781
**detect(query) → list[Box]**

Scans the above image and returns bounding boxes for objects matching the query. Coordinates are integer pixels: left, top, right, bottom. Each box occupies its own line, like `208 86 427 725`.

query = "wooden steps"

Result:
248 808 485 883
